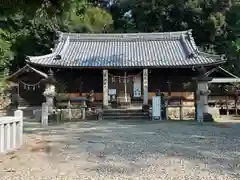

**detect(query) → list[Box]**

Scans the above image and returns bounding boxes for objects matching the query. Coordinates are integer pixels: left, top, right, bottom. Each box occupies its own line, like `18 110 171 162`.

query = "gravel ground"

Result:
0 120 240 180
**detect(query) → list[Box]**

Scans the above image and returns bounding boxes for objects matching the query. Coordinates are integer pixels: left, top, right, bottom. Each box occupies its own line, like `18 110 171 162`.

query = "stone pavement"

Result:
0 120 240 180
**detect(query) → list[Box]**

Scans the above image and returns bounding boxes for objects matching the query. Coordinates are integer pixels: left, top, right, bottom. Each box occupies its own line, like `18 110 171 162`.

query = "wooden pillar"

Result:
167 80 172 96
166 80 172 120
143 69 148 105
194 90 198 120
103 70 108 108
180 100 183 120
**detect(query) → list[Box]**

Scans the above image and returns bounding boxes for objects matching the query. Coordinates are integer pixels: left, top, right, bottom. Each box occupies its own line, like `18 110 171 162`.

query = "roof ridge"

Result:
180 34 194 58
59 36 70 56
186 30 198 52
59 30 189 36
26 35 67 62
197 51 225 61
26 52 56 61
58 30 191 40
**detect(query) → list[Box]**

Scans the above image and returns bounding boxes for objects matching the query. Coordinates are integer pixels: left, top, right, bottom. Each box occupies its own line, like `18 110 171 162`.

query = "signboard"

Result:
152 96 161 120
133 75 141 97
109 89 116 95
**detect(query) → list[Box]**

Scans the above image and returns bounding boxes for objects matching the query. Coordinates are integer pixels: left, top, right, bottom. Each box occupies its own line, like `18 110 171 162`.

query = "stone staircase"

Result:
102 109 150 120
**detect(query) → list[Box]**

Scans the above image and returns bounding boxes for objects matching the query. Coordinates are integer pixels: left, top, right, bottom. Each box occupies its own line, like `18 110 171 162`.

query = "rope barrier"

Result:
19 80 41 90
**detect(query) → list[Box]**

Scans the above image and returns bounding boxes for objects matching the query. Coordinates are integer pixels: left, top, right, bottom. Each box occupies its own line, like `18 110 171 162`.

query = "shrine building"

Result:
7 30 226 120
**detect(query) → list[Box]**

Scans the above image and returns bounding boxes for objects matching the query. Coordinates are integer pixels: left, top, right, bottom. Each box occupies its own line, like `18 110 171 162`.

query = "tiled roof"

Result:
27 30 226 68
6 64 48 81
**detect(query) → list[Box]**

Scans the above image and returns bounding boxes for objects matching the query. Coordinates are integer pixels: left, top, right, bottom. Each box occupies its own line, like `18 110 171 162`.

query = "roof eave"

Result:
198 51 226 61
27 60 225 69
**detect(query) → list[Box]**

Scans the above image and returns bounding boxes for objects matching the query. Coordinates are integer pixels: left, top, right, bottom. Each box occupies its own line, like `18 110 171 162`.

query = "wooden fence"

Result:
0 110 23 153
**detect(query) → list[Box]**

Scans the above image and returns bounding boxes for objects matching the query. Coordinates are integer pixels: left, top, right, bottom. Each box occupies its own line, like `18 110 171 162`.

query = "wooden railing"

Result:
0 110 23 153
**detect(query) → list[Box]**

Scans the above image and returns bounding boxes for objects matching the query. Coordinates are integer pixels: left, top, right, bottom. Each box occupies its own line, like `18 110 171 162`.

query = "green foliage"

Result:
1 0 240 78
0 0 71 17
68 6 113 33
0 30 13 72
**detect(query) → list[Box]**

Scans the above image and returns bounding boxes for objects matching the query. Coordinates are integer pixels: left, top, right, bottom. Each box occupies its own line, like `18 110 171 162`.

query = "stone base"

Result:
208 107 220 119
168 107 195 120
203 113 214 122
60 109 82 120
33 109 42 122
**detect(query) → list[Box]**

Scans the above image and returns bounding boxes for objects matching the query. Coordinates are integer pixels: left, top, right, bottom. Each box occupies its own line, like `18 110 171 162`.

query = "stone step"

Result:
0 110 7 116
103 108 149 120
103 115 150 120
104 109 143 112
103 109 146 115
103 111 146 116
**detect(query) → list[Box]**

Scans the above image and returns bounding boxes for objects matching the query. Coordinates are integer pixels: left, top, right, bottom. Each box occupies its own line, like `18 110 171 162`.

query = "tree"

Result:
0 30 13 72
0 0 71 17
68 6 113 33
2 0 240 76
221 4 240 76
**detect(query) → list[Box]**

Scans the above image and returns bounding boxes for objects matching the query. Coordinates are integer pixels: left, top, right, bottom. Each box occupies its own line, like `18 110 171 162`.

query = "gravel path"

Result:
0 120 240 180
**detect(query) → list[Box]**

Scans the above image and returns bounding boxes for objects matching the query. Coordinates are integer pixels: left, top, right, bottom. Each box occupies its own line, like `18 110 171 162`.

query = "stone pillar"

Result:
196 80 210 122
198 81 209 113
143 69 148 105
81 108 86 120
196 98 203 123
41 102 48 126
165 99 168 120
46 96 54 112
103 70 108 108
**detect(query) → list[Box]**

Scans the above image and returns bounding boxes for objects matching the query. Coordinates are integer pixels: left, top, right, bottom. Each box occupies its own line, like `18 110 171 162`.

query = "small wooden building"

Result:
7 30 225 115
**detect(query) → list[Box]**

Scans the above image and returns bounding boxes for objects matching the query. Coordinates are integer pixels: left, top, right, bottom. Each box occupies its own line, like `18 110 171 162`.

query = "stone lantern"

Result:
194 66 212 122
41 69 57 114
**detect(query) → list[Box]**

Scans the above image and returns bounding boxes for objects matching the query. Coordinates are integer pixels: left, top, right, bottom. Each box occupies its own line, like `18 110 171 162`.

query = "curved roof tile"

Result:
27 30 226 68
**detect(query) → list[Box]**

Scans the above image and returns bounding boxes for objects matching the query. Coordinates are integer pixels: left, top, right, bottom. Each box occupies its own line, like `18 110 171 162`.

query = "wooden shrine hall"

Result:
7 30 226 121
